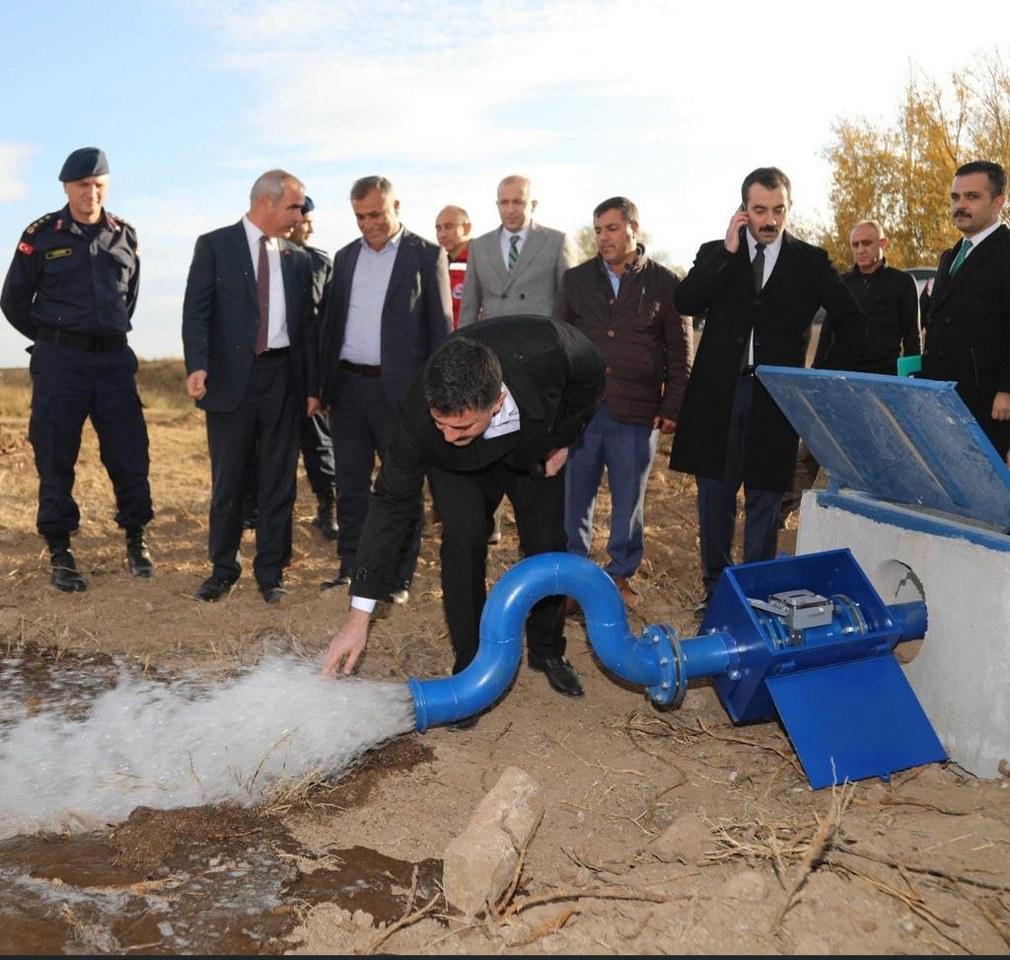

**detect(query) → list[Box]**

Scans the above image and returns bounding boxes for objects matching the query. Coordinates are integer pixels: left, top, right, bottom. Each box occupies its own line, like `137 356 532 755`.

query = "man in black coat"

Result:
670 167 865 613
814 219 920 374
318 176 452 603
182 169 317 604
321 317 605 708
922 160 1010 459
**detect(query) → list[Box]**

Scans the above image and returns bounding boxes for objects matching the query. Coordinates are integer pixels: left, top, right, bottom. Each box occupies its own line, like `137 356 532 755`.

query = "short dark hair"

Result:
350 175 394 202
741 167 791 205
955 160 1007 198
424 337 502 414
593 196 639 224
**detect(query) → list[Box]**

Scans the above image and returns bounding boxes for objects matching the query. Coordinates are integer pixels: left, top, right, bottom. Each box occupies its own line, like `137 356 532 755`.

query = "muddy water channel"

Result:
0 648 439 954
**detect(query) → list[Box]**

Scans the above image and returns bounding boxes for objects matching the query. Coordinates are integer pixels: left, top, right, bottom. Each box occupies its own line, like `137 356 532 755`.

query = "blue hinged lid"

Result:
756 366 1010 529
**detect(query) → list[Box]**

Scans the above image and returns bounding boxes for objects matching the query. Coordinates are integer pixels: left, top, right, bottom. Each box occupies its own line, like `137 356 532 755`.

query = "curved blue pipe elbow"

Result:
409 553 668 731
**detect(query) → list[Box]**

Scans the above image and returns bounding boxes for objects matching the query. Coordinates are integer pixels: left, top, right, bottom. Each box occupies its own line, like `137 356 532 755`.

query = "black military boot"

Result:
46 535 87 593
125 526 155 578
311 489 339 540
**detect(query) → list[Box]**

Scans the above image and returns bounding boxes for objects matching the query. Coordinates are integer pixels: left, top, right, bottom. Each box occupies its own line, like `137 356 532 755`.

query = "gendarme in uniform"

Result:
0 146 155 591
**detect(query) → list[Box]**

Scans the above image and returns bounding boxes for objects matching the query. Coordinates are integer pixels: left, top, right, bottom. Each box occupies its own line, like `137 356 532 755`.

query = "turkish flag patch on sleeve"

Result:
18 241 33 255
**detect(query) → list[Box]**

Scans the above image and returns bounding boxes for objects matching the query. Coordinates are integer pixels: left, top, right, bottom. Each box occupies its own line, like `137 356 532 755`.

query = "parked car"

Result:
904 265 938 300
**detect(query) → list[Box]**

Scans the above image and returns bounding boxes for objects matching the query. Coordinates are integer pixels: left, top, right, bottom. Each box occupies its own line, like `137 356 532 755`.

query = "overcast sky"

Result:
0 0 991 367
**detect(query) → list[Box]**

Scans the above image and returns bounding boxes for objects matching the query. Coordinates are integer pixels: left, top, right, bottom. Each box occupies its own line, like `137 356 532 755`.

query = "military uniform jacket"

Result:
350 316 605 599
670 232 865 491
1 205 139 341
922 224 1010 455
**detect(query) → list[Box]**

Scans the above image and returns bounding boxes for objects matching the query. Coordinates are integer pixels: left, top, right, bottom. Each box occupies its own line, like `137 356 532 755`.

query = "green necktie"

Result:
507 234 520 272
949 239 973 276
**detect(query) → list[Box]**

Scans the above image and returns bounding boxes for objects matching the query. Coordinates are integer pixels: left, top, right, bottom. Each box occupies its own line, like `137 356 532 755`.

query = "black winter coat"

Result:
669 232 865 490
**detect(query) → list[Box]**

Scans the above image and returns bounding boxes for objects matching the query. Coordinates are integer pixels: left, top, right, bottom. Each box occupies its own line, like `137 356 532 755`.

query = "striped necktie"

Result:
948 239 973 276
507 234 520 272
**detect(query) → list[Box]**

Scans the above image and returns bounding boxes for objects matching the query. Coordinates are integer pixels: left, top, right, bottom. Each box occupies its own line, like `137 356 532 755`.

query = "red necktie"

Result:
255 235 270 355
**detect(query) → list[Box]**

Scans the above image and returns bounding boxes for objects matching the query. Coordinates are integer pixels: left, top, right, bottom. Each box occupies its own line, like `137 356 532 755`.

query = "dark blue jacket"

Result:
1 205 138 341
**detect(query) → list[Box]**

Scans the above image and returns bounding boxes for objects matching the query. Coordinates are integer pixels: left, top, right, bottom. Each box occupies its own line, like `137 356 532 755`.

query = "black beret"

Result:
59 147 109 183
301 195 315 214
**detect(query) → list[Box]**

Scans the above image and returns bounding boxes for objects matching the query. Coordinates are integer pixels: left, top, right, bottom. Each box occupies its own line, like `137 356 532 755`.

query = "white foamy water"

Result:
0 656 416 838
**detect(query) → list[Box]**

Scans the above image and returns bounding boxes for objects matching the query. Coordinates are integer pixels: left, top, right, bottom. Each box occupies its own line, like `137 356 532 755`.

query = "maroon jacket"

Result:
554 247 692 426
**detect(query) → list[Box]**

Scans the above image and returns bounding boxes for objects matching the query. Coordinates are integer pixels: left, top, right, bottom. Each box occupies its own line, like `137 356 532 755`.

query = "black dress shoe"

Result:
260 585 285 605
50 548 87 593
195 575 235 602
311 492 339 540
527 654 584 697
386 579 411 605
125 527 154 578
320 573 351 592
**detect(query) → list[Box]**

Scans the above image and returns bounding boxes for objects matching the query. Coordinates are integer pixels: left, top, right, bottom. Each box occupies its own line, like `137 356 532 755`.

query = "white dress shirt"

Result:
242 215 289 349
743 230 784 367
341 229 403 365
957 220 1002 264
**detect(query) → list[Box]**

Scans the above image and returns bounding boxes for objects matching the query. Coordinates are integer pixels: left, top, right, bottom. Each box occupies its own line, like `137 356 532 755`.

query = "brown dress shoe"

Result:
613 576 640 608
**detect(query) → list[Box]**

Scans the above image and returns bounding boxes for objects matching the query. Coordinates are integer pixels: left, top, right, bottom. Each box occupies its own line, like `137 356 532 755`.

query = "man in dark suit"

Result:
321 318 605 710
922 160 1010 459
319 176 452 603
670 167 864 614
242 194 338 539
182 169 318 604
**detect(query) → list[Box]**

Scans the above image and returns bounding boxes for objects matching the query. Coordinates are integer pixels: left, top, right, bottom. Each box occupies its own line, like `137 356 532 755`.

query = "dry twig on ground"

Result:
775 781 856 928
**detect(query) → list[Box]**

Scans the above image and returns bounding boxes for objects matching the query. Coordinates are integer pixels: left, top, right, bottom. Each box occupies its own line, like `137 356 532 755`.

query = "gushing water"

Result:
0 655 416 838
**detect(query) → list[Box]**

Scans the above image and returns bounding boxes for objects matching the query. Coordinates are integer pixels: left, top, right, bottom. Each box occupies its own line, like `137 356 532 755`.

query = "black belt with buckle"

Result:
35 326 126 353
256 346 290 359
340 360 382 377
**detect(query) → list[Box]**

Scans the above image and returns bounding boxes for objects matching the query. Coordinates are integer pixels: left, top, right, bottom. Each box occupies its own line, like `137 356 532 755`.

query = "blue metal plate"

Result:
766 656 947 789
756 366 1010 528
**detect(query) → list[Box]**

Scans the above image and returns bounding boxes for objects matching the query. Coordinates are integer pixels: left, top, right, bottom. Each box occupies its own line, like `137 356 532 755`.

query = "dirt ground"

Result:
1 362 1009 955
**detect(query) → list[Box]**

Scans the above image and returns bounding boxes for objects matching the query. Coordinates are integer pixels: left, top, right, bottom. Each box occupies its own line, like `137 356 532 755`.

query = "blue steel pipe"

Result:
408 553 707 731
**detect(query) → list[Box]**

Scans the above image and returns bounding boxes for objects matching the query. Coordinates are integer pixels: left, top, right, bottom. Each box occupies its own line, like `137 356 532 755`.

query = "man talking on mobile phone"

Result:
669 167 865 618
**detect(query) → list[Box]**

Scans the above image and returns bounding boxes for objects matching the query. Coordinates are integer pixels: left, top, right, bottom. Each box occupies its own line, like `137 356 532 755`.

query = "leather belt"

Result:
256 346 290 359
35 326 126 353
340 360 382 377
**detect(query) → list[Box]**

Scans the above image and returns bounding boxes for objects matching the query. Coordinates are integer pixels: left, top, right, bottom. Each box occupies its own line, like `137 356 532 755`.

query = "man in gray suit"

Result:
182 169 318 604
458 175 576 543
459 175 576 326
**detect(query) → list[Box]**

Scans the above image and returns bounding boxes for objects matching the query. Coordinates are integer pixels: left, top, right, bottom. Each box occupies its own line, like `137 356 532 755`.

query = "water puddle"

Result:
0 741 440 954
0 646 441 953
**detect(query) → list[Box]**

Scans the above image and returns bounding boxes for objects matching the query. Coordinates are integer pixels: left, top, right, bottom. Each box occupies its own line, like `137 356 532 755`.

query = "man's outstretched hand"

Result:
321 608 371 676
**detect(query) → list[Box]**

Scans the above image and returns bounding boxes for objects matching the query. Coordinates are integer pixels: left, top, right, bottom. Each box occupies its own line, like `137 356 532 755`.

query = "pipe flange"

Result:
644 624 685 708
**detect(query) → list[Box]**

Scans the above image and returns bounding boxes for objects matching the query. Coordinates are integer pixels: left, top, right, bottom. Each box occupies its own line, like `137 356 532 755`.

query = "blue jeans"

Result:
565 406 657 578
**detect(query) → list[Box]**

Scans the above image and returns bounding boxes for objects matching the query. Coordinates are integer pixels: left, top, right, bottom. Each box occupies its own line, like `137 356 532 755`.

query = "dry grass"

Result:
0 357 190 418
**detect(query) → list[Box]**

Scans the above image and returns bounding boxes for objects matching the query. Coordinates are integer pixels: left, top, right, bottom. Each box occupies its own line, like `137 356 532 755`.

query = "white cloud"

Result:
0 142 35 203
176 0 977 267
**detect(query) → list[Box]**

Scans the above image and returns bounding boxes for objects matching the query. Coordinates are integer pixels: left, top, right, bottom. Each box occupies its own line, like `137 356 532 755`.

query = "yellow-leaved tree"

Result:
821 51 1010 270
